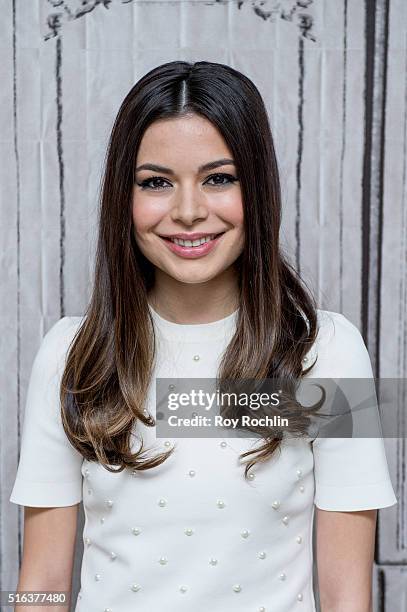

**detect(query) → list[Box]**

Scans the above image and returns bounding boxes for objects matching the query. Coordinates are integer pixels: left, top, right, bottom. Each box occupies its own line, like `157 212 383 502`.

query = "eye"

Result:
137 176 171 191
204 173 238 187
136 172 238 191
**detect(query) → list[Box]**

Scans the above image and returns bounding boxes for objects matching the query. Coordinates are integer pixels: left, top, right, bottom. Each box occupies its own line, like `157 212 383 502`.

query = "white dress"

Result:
10 306 397 612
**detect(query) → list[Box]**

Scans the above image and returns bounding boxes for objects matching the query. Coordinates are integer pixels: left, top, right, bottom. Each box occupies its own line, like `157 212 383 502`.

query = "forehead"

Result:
136 114 233 167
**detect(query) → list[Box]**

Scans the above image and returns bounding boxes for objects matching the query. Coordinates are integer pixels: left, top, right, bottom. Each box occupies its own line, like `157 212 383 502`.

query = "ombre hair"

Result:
60 60 319 479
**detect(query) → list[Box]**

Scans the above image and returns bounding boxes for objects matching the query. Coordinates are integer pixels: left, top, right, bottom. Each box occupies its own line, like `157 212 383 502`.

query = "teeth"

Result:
170 235 215 247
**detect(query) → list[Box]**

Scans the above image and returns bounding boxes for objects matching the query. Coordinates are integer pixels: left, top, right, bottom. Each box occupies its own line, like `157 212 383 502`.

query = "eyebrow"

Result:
135 158 236 175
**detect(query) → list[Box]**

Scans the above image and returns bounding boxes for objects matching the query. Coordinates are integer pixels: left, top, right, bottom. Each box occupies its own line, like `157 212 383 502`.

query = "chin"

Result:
164 266 221 285
172 273 217 285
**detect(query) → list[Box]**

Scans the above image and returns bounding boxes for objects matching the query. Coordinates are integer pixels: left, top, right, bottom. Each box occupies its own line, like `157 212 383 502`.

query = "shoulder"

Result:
316 309 364 348
305 309 373 378
33 316 85 375
43 315 83 342
40 315 84 354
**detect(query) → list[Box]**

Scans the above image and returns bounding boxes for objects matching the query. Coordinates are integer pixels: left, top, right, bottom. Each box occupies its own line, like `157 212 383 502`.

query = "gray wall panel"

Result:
2 0 405 608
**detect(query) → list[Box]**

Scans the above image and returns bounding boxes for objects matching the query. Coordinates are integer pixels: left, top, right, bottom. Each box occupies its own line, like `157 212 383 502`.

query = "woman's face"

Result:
132 113 244 285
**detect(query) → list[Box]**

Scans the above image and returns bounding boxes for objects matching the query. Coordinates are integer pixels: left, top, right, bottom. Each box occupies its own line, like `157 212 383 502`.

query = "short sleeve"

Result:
9 316 84 507
310 311 397 511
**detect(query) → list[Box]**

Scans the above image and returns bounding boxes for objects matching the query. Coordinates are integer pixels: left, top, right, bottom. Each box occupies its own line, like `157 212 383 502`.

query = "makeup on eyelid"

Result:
136 172 239 191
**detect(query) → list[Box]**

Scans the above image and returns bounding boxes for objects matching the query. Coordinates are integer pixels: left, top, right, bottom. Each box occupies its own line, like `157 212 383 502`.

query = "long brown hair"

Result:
60 60 319 479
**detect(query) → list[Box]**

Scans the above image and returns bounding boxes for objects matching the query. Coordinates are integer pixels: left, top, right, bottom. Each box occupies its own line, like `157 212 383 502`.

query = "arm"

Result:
316 507 377 612
15 504 79 611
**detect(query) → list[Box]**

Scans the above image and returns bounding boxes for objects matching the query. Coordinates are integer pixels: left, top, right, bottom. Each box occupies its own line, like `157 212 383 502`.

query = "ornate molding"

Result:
44 0 316 42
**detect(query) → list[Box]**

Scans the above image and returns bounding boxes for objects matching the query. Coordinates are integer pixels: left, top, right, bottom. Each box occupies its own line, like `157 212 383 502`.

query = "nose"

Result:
170 183 209 225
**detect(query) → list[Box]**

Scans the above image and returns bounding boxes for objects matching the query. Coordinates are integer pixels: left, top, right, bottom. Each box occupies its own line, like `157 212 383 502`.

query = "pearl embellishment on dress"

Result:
100 517 105 524
77 357 320 608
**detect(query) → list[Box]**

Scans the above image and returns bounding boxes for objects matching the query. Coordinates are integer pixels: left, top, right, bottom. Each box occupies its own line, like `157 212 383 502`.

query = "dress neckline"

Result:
148 302 239 342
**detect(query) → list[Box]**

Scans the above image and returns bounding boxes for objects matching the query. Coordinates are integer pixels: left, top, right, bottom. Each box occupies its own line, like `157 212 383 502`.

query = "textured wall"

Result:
1 0 406 609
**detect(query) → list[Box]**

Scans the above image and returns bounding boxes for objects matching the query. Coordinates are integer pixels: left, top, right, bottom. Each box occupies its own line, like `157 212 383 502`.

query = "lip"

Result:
159 232 223 240
159 232 226 259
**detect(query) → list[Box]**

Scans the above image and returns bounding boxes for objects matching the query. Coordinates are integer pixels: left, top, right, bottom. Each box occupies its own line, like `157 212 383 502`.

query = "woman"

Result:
10 60 397 612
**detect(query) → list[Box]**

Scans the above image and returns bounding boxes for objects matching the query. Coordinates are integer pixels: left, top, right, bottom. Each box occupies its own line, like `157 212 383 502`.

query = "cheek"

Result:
209 191 244 227
132 195 164 235
232 202 244 228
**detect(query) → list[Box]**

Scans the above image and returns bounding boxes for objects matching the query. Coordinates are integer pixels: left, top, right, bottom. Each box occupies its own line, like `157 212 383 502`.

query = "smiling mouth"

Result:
159 232 226 246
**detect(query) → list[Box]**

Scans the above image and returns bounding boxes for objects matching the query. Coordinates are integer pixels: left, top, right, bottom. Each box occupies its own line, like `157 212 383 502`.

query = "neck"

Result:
148 268 239 324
